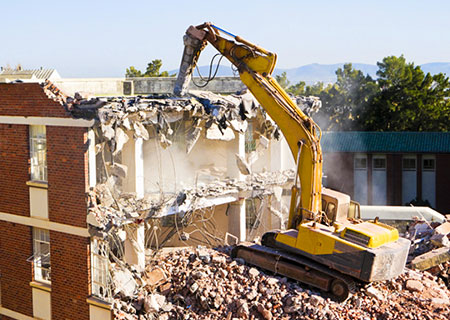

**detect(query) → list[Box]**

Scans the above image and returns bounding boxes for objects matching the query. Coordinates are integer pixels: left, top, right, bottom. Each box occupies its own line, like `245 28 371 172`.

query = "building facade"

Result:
322 132 450 214
0 82 296 319
0 83 101 319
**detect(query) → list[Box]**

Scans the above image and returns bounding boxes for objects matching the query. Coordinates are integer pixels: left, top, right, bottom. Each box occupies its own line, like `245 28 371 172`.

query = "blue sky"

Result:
1 0 449 77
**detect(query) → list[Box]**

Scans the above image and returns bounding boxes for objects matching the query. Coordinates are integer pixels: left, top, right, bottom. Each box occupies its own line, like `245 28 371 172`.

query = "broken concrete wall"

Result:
142 118 235 195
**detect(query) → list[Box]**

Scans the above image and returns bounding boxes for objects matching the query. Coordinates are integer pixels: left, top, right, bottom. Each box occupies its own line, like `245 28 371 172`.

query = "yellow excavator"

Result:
174 23 410 301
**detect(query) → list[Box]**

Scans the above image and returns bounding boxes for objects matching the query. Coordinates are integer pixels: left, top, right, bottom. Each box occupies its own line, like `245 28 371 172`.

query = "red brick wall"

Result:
0 221 33 317
0 83 92 319
0 83 69 117
50 231 90 320
47 126 89 228
0 124 30 216
323 152 354 197
436 154 450 214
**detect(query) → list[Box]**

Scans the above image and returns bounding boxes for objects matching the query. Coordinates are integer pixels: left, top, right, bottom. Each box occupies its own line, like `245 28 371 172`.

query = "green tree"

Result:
125 59 175 78
322 64 378 130
125 66 142 78
144 59 164 77
287 80 306 95
275 72 290 89
359 55 450 131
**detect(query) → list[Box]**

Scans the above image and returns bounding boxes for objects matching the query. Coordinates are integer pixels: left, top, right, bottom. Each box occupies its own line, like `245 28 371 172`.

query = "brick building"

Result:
0 82 296 319
322 131 450 214
0 83 107 319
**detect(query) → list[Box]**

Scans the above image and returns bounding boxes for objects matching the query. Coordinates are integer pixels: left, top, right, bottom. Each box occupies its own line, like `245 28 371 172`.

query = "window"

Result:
403 157 416 171
33 228 51 283
373 158 386 170
354 157 367 170
423 158 435 171
30 125 47 182
91 238 111 301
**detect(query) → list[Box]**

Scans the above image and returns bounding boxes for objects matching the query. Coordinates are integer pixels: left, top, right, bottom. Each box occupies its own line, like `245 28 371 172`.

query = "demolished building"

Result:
2 81 449 320
0 80 317 319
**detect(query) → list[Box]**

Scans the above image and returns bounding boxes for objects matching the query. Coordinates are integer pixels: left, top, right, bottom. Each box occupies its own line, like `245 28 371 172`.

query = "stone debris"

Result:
87 169 295 235
111 246 450 320
405 217 450 272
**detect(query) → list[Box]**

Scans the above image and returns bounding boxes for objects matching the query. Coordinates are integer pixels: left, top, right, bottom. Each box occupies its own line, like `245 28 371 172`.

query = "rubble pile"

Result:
405 219 450 290
111 246 450 320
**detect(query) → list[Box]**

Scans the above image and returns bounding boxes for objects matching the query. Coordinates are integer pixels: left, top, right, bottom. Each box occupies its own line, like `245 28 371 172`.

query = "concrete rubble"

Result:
87 169 295 237
111 246 450 320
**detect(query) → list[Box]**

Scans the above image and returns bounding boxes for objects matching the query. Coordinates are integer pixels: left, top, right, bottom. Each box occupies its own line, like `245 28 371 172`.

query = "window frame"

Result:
29 125 47 182
373 157 386 170
402 156 417 171
33 228 51 284
423 157 435 171
354 155 367 170
91 238 112 301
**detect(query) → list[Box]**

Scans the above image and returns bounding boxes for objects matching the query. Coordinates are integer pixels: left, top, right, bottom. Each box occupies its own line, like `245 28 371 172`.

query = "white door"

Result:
372 155 387 205
422 155 436 208
354 154 368 204
402 155 417 205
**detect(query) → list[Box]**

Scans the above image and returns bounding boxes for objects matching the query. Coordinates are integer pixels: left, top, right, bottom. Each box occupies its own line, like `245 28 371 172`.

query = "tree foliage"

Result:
359 55 450 131
282 56 450 131
125 59 174 78
275 72 290 89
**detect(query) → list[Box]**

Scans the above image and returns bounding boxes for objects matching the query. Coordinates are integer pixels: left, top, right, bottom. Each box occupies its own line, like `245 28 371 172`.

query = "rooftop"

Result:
0 67 60 81
322 131 450 153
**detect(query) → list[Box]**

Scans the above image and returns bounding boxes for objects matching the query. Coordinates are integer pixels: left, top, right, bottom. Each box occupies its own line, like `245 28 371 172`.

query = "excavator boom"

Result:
175 23 323 227
174 23 409 301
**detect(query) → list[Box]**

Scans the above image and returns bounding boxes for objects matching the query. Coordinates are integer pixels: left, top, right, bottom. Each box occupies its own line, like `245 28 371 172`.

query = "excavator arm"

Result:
174 23 410 300
174 23 323 228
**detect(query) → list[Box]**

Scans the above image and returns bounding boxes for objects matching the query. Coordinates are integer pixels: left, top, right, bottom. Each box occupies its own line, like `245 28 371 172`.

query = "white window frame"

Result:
372 155 386 170
402 155 417 171
354 154 367 170
422 155 436 171
91 238 112 301
33 228 51 283
30 125 47 182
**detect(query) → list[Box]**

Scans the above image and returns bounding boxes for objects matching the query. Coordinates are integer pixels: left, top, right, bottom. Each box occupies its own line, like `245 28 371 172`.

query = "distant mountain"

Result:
274 63 378 84
170 62 450 85
420 62 450 76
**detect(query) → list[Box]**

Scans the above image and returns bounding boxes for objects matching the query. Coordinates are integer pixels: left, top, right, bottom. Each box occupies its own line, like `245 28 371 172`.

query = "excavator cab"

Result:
321 188 360 225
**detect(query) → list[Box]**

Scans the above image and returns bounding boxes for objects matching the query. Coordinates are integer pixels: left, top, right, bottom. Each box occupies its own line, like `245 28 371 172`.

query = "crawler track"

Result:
231 241 356 302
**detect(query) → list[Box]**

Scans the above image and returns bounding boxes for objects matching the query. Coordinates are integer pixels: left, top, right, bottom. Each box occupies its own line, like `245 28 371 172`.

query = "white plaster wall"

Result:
54 78 124 96
32 288 51 320
354 169 368 205
270 136 295 172
422 155 436 208
402 155 417 205
121 133 136 193
89 305 111 320
372 155 387 205
402 171 417 205
29 187 49 219
143 130 234 194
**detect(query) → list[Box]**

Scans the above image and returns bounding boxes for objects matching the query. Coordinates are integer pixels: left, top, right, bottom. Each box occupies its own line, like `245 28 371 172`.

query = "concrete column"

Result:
135 138 144 199
88 129 96 188
123 224 146 270
123 138 146 270
228 199 247 242
121 132 136 193
227 133 246 180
